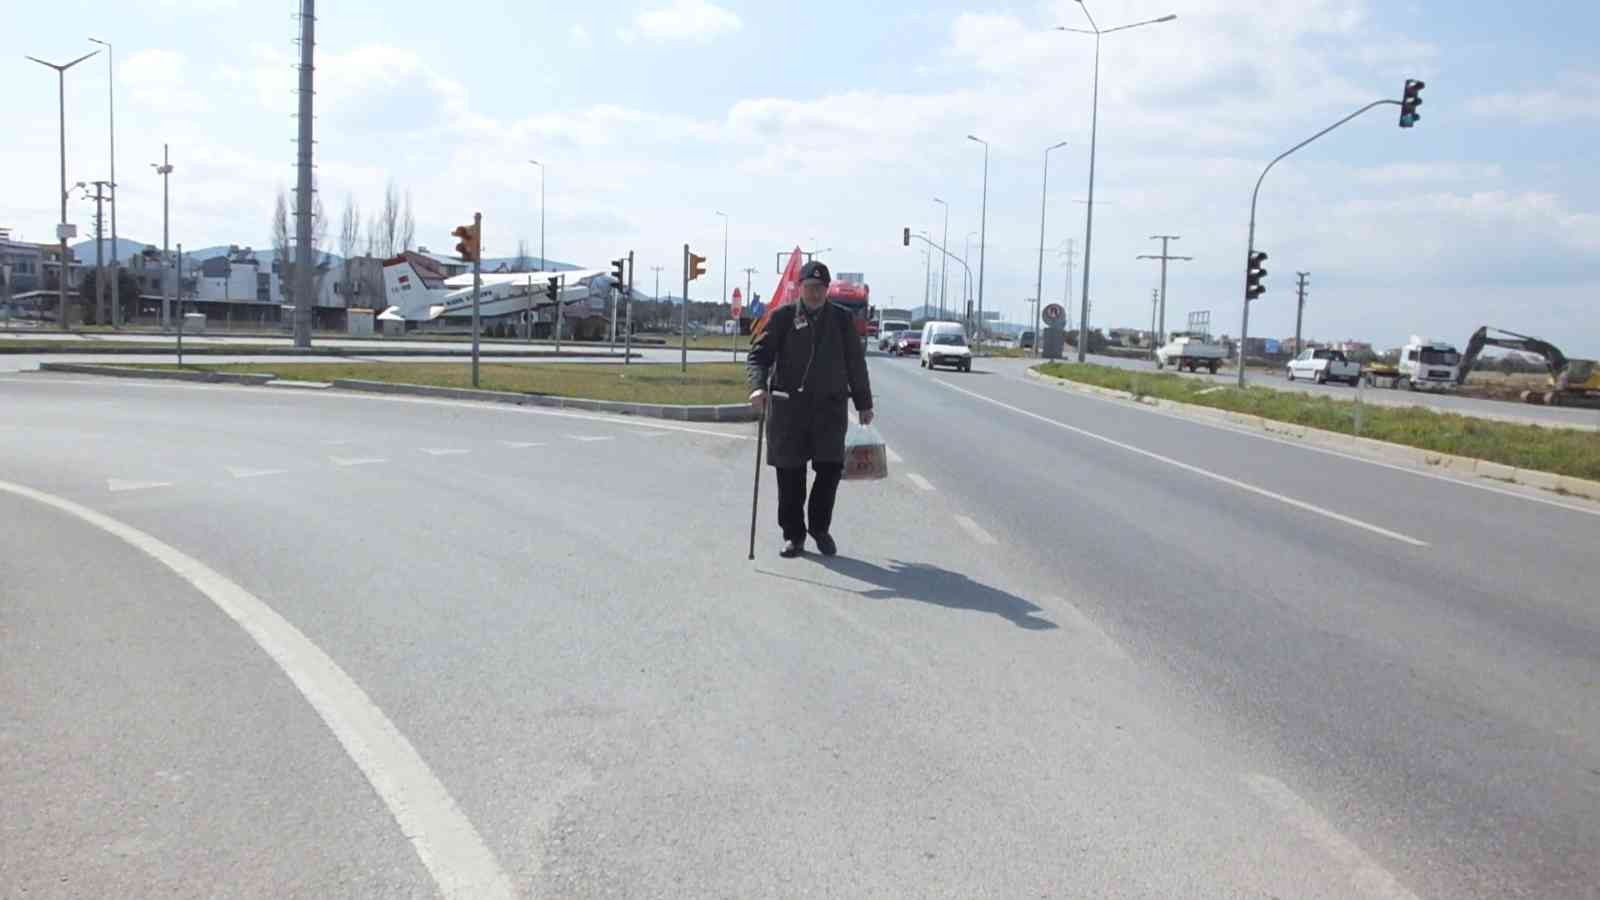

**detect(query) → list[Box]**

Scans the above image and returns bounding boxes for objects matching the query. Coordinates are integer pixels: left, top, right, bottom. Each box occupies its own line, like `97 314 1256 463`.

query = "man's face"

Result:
800 280 828 306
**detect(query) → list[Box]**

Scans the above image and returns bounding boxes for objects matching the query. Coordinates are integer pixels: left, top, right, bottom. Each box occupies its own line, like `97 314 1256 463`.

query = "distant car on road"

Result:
878 320 912 351
1287 348 1362 385
892 331 922 357
1019 330 1036 350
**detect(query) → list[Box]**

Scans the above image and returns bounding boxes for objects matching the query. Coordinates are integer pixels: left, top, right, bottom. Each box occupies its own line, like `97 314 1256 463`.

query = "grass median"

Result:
135 361 751 405
1037 361 1600 483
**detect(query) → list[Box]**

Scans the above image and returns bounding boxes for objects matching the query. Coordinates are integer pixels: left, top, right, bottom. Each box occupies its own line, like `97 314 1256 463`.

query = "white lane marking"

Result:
322 438 355 446
330 456 387 467
634 431 670 438
1012 367 1600 518
6 376 757 441
885 445 904 464
107 479 173 493
0 478 516 900
905 472 935 492
419 448 470 456
1244 774 1419 900
955 515 998 545
226 466 288 480
497 440 546 449
565 434 614 443
1047 596 1130 661
937 379 1429 547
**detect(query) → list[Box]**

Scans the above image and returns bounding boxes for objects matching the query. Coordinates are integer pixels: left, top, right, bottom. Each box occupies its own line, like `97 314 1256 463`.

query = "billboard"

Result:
1264 338 1282 355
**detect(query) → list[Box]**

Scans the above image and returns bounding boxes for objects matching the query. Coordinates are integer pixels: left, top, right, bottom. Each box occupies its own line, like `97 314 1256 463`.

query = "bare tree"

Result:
399 190 415 252
338 195 361 307
375 179 402 258
513 239 532 273
272 189 291 298
272 186 330 308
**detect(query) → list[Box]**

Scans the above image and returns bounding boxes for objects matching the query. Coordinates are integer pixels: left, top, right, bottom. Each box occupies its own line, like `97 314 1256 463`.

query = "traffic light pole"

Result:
556 274 565 356
624 251 634 367
471 211 482 387
1237 97 1401 387
681 244 689 374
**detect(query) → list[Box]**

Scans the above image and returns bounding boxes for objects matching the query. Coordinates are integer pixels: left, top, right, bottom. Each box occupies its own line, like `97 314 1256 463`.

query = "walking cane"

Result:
747 390 767 561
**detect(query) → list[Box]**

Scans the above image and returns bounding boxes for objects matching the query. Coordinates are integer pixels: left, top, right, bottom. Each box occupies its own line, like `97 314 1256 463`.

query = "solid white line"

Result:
0 478 515 900
565 434 614 442
107 478 172 493
885 445 904 464
1244 774 1419 900
330 457 387 467
497 440 546 449
905 472 935 492
955 514 998 545
936 379 1429 547
226 466 288 480
419 448 470 456
1010 367 1600 519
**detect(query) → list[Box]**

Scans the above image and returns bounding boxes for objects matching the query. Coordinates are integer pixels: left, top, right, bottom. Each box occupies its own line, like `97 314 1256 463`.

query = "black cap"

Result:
799 260 831 284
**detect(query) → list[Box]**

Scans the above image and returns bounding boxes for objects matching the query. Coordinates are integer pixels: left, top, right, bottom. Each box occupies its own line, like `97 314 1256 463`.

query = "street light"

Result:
967 134 989 350
150 146 174 328
715 210 730 359
88 37 120 327
27 48 99 328
932 197 949 319
1034 140 1068 357
1058 4 1178 361
528 160 545 271
964 230 979 326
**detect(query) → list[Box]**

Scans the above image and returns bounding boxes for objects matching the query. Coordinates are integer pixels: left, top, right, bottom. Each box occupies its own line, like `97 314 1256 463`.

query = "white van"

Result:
920 321 972 372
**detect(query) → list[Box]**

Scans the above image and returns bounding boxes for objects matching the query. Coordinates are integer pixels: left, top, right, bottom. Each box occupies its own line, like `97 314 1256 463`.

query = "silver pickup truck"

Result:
1286 348 1362 385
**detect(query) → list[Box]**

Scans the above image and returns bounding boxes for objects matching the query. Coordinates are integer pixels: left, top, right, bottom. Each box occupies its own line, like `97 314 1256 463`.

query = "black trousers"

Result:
775 462 844 543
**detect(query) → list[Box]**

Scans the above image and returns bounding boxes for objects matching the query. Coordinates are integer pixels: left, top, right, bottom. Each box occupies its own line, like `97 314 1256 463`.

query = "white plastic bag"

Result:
842 422 889 481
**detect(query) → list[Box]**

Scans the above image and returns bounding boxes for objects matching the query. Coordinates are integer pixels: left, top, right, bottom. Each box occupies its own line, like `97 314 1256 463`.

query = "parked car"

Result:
892 331 922 356
920 322 972 372
878 320 912 351
1019 330 1037 350
1286 348 1362 385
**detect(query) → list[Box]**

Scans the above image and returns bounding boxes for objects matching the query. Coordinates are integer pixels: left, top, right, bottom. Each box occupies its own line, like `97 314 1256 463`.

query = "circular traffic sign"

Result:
1042 303 1065 323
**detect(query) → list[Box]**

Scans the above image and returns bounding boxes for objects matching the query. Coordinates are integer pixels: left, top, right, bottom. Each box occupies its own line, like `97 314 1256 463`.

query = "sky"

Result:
4 0 1598 353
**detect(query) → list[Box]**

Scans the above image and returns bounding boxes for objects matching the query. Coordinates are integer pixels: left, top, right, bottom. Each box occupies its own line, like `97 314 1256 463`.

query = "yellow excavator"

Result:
1457 326 1600 408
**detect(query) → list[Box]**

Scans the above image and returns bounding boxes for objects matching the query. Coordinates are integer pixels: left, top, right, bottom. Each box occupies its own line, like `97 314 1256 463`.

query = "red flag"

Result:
753 246 805 338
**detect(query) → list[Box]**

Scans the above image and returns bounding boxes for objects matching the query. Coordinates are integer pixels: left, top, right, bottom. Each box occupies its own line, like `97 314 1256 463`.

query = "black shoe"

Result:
810 532 837 556
779 540 806 558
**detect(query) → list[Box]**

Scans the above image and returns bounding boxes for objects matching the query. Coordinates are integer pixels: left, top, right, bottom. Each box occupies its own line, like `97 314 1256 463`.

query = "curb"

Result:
33 363 756 423
1024 366 1600 503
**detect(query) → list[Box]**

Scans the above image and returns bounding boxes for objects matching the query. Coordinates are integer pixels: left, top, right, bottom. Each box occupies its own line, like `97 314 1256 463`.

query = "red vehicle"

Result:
828 280 870 338
893 331 922 356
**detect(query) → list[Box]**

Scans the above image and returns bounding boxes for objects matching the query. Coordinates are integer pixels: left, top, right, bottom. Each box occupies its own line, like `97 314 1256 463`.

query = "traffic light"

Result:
611 258 626 284
1399 79 1424 128
903 227 911 247
1245 250 1268 301
545 276 559 302
452 222 481 262
688 250 708 281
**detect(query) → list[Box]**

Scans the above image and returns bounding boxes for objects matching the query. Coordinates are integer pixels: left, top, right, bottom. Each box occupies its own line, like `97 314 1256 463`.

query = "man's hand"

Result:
749 389 768 413
859 408 875 426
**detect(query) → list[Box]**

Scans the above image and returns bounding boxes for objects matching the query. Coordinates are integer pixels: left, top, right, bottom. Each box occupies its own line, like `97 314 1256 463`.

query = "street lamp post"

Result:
1058 5 1178 361
528 160 545 271
716 210 730 360
1034 141 1068 357
932 198 949 320
967 135 989 351
964 231 978 327
88 37 120 327
151 146 173 329
27 49 99 329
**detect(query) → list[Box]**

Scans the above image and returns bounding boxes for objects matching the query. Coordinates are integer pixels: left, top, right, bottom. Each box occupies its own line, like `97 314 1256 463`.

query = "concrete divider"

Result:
1025 366 1600 502
39 362 274 385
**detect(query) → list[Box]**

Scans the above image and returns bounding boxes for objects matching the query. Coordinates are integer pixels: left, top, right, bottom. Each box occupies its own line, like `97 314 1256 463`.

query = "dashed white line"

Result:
905 472 935 492
330 456 387 467
0 478 515 900
955 514 998 545
107 478 173 493
497 441 546 449
885 445 904 464
565 434 614 443
1244 774 1419 900
419 448 470 456
226 466 288 480
633 431 671 438
935 379 1429 547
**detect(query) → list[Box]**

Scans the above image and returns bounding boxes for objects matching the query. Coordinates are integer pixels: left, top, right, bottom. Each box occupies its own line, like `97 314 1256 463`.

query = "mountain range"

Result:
68 237 579 273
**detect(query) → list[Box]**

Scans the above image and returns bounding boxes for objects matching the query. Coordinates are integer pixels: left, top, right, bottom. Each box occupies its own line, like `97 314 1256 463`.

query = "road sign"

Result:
1042 303 1065 324
731 286 743 317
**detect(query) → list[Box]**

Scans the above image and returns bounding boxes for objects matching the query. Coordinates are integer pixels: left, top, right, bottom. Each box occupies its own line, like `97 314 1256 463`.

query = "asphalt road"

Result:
1063 349 1600 430
2 365 1597 898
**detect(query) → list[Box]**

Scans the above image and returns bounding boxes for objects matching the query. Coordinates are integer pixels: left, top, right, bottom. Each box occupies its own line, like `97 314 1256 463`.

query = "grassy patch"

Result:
1038 362 1600 482
134 361 750 405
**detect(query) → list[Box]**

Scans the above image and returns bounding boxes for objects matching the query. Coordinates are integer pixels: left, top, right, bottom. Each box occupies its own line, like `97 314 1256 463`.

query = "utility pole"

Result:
651 265 663 331
86 181 111 324
1060 239 1076 333
1294 271 1310 355
153 145 173 329
741 265 757 361
1149 288 1159 357
1136 234 1193 347
921 243 931 317
89 38 120 328
291 0 317 348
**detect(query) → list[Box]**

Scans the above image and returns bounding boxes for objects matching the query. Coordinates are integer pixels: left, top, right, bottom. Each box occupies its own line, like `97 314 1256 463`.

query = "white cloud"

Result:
569 24 594 50
121 49 209 112
1469 72 1600 124
619 0 741 44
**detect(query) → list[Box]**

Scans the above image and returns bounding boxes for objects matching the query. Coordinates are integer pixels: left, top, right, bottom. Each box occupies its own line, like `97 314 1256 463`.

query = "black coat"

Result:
746 302 873 468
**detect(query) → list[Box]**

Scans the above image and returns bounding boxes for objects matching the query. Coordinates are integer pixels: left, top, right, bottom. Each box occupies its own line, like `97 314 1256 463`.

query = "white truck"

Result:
1286 348 1362 385
1156 333 1226 373
1397 335 1462 392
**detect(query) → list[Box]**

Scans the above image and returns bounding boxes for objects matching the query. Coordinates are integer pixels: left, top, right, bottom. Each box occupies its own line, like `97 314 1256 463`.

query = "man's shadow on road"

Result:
760 556 1058 631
